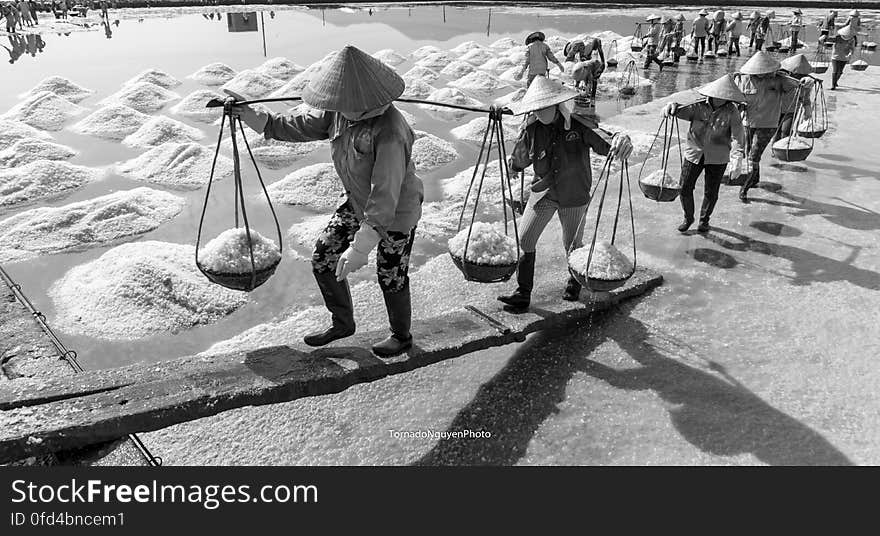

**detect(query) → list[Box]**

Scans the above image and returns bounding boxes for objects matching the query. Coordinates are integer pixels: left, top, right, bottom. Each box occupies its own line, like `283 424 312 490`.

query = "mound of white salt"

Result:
0 119 51 146
220 70 284 99
402 78 437 99
415 201 461 242
395 106 417 126
288 213 330 248
102 82 180 114
373 49 407 66
448 222 518 265
20 76 93 103
498 65 525 83
450 41 486 55
447 71 508 96
479 56 517 73
459 48 496 66
450 116 519 143
256 57 304 80
490 37 518 49
198 228 281 274
0 187 185 264
267 163 343 208
420 88 483 120
123 68 182 89
122 116 205 149
505 46 527 61
411 131 458 171
0 138 76 168
442 159 525 203
117 142 233 189
402 65 440 84
3 91 85 131
569 241 633 281
0 160 103 208
416 52 453 70
220 136 326 171
546 35 570 50
411 45 443 57
49 241 248 340
189 62 237 86
70 104 151 141
640 169 680 188
440 60 477 78
268 65 319 97
170 89 224 123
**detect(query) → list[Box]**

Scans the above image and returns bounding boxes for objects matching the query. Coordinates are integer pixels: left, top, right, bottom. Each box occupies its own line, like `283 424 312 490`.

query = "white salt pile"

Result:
288 214 330 248
411 131 458 171
403 65 440 84
498 66 525 83
170 89 224 123
267 163 343 208
402 78 437 99
448 222 518 265
420 88 483 120
546 35 570 49
3 91 85 131
117 142 233 189
0 161 103 208
372 49 407 66
0 119 51 146
220 70 284 99
49 241 248 340
0 138 76 168
189 62 237 86
450 41 486 55
411 45 443 57
395 106 417 126
101 82 180 114
442 160 525 203
0 187 185 264
269 64 320 97
122 116 205 149
505 46 527 62
20 76 93 103
256 57 304 80
123 68 182 89
440 60 477 78
772 137 811 150
198 228 281 274
450 116 519 143
798 120 823 134
447 71 508 96
479 56 517 73
490 37 518 49
459 48 496 66
70 104 151 141
494 88 527 108
569 241 633 281
415 201 461 242
640 169 680 188
221 136 326 171
416 52 453 69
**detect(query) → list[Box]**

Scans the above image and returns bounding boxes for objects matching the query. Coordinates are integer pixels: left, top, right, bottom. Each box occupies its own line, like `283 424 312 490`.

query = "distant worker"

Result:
692 9 710 58
710 10 726 53
672 14 685 62
643 13 665 70
844 9 860 33
828 24 857 90
747 10 761 48
516 31 564 87
789 9 804 52
571 58 603 103
564 36 605 67
821 10 837 39
727 12 743 56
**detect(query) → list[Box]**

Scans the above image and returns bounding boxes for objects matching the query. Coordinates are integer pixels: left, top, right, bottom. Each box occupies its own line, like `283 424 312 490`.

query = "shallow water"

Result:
2 3 878 370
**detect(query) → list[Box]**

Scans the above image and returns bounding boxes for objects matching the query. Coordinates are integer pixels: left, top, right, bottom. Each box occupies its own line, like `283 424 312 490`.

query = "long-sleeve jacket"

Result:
727 20 742 38
712 18 726 35
831 35 857 61
823 13 836 31
509 113 612 207
522 40 560 76
790 15 803 30
734 73 800 128
673 21 684 39
673 99 744 165
780 77 813 116
644 23 662 46
262 105 423 233
692 16 710 38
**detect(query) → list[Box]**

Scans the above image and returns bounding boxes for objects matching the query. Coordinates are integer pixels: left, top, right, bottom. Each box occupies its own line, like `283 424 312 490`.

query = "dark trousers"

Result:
710 33 721 52
694 36 706 56
749 31 756 47
643 44 663 69
790 31 799 51
831 59 847 87
728 38 741 56
679 157 726 223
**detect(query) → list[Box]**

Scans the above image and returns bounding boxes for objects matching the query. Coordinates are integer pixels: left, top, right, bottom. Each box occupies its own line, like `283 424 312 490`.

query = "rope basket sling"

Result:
637 115 683 202
771 84 815 162
851 44 869 70
630 23 644 52
195 98 283 291
796 80 828 138
618 59 639 96
605 39 619 67
811 45 829 73
567 154 637 292
448 106 522 283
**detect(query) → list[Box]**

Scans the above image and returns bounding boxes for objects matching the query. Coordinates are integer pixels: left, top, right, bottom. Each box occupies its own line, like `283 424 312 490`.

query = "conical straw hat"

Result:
739 51 781 75
714 10 725 21
697 74 747 102
302 45 404 113
780 54 812 75
838 25 856 39
525 31 545 45
765 10 776 19
510 76 579 115
646 14 660 21
850 9 860 16
750 10 760 19
698 9 708 16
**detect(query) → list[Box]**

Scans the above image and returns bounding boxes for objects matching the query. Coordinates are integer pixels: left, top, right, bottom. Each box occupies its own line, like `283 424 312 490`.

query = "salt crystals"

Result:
101 82 180 114
198 228 281 273
189 62 237 86
122 116 205 149
117 142 233 189
221 70 285 99
170 89 224 123
19 76 93 103
256 57 305 80
0 160 103 208
123 69 182 89
3 91 85 131
0 138 76 168
266 163 343 208
411 131 458 171
373 49 407 66
70 104 151 141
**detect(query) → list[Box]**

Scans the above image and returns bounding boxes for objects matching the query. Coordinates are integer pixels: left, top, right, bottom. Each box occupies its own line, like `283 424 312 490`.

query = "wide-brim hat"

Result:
510 76 579 115
739 51 781 75
646 14 660 21
780 54 812 75
676 14 685 21
697 74 747 102
850 9 860 16
750 10 760 19
765 10 776 19
838 24 856 39
793 9 803 15
525 31 545 45
698 9 708 16
734 12 743 20
302 45 404 113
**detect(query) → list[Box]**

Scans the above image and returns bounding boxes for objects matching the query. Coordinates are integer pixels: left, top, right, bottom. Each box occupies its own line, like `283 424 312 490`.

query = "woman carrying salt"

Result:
516 31 564 87
227 46 423 357
775 54 814 143
827 24 857 90
662 74 746 233
642 14 665 70
726 12 743 57
497 77 633 310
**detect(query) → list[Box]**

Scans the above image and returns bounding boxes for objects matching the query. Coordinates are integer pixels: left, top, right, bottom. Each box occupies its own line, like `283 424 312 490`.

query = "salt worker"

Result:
564 36 605 66
754 12 771 51
516 31 564 87
726 12 743 56
225 45 423 357
497 77 634 310
662 74 746 233
821 10 837 39
789 9 804 52
710 10 726 54
827 24 857 90
844 9 861 33
571 58 603 103
747 11 761 48
672 14 686 62
642 13 665 70
775 54 814 143
692 9 710 59
733 51 804 201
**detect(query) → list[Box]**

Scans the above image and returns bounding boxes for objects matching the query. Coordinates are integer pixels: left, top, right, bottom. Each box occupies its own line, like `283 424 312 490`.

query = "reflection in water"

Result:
3 33 44 63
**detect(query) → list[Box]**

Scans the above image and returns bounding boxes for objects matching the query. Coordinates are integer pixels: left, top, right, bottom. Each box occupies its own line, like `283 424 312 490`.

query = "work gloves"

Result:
335 224 381 281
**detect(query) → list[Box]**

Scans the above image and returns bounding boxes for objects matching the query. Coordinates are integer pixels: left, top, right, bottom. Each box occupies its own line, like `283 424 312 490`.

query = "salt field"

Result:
2 3 880 466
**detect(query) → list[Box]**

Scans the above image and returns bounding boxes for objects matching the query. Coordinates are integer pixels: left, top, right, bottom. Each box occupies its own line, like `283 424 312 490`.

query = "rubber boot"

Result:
739 167 758 202
303 271 356 347
562 275 582 301
498 251 535 311
372 281 412 357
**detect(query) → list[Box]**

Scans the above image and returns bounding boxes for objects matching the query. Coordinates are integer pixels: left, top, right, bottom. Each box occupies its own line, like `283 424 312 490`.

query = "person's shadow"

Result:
414 305 853 465
750 189 880 232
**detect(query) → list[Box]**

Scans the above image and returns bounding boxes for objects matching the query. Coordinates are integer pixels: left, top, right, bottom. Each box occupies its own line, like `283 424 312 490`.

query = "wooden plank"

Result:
0 268 662 463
